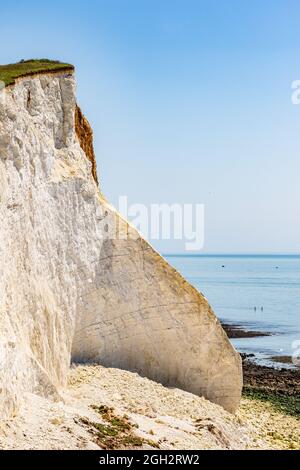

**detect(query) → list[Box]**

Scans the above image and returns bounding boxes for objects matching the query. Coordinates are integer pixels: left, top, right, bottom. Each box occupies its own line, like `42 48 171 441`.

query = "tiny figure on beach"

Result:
254 306 257 311
261 306 264 311
222 265 225 268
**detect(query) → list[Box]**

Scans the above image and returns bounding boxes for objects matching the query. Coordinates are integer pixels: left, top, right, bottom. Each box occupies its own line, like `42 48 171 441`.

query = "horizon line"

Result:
163 253 300 257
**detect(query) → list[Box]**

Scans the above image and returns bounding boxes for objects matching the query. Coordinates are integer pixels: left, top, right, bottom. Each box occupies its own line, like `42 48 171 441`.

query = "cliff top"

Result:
0 59 74 86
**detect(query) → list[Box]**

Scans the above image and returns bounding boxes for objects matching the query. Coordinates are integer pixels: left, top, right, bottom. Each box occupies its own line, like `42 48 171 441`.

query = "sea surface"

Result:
165 254 300 368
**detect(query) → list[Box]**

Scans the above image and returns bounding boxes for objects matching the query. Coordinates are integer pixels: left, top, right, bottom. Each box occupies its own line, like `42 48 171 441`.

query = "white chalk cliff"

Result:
0 69 242 418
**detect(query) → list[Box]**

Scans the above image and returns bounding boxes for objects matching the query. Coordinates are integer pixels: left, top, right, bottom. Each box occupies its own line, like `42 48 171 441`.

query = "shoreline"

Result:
221 321 299 369
268 355 298 366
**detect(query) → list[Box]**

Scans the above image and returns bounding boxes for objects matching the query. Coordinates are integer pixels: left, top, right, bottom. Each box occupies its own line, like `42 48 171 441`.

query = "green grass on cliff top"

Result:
0 59 74 87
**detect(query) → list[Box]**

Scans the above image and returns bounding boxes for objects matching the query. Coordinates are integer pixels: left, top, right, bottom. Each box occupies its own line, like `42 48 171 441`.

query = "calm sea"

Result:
165 254 300 368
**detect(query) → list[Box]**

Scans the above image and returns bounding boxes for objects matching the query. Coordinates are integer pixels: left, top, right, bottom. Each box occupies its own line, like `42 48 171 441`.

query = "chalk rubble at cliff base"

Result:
1 364 299 450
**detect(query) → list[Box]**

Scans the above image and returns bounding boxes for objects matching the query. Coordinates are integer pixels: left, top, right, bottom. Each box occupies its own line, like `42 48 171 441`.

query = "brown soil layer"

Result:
75 105 99 186
222 323 271 338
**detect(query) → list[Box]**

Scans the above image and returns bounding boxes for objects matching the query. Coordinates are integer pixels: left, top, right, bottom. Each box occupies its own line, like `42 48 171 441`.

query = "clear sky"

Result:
2 0 300 253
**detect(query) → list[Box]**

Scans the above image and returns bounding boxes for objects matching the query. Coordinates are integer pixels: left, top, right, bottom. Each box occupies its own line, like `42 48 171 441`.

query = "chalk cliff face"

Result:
0 70 242 417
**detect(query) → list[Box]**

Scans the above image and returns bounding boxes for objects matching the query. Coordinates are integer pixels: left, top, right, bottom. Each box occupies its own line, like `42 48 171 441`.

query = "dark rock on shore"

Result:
222 323 271 339
242 355 300 397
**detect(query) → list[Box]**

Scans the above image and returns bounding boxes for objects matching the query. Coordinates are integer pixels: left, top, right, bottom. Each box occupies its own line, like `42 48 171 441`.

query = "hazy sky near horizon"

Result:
2 0 300 253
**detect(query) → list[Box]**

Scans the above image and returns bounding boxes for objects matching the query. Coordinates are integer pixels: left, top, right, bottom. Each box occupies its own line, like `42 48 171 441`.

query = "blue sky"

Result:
2 0 300 253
